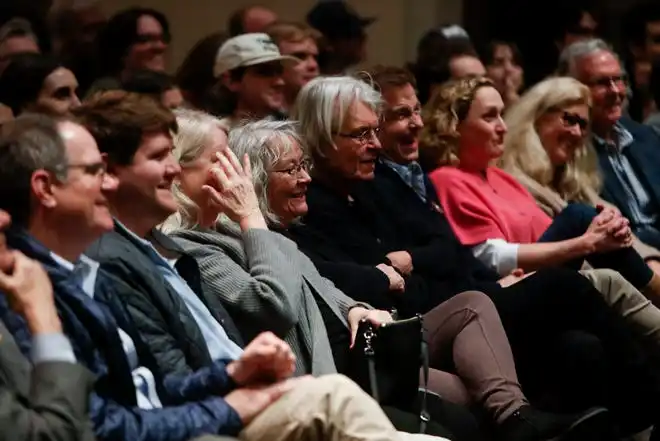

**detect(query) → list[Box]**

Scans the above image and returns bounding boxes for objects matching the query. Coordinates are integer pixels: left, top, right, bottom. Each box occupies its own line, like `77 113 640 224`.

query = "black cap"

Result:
307 1 375 39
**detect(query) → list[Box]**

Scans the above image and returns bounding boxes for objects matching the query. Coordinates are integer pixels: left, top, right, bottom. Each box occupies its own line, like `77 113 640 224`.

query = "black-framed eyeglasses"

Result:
335 127 381 144
272 159 312 177
561 111 589 131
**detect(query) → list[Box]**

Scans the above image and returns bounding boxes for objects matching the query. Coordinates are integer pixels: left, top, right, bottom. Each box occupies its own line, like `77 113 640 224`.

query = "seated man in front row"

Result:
0 209 95 441
0 112 419 441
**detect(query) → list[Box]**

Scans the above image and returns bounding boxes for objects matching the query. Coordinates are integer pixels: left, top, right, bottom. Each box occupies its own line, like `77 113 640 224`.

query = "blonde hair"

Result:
162 108 227 232
419 75 494 171
499 76 601 203
266 20 322 46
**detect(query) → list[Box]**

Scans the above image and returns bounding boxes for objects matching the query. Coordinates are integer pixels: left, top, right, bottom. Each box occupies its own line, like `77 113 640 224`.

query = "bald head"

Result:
229 5 277 36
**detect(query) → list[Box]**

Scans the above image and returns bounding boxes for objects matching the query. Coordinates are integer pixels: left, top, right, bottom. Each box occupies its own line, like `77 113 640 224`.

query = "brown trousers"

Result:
423 291 527 423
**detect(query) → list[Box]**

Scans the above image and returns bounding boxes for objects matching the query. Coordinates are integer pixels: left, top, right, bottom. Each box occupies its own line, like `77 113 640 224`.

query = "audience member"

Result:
0 17 39 72
49 0 106 96
306 1 373 75
266 21 320 111
407 27 480 105
0 208 95 441
122 69 184 109
175 32 228 114
559 39 660 249
228 5 278 37
87 7 169 97
478 40 523 107
212 33 298 126
0 52 80 117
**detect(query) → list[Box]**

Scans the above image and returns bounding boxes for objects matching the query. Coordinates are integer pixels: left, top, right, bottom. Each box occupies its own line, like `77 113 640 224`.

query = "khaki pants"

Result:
192 375 448 441
581 269 660 345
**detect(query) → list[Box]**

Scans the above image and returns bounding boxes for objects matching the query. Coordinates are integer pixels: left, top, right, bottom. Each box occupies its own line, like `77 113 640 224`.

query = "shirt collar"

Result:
592 122 634 151
114 220 180 269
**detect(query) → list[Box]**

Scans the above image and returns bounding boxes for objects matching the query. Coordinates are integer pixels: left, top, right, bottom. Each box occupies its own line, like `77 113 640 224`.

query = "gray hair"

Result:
0 18 39 46
557 38 617 78
229 118 304 225
0 113 68 227
290 75 382 166
162 107 227 232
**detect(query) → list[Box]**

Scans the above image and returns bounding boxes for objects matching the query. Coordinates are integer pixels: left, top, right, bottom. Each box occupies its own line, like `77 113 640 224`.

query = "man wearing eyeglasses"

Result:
559 38 660 259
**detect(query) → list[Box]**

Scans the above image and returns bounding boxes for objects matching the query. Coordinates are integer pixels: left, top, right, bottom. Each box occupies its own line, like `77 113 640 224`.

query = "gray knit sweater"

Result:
170 222 363 376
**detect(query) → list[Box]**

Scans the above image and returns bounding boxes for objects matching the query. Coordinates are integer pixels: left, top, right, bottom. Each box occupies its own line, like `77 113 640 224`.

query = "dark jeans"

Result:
484 267 660 435
538 203 653 289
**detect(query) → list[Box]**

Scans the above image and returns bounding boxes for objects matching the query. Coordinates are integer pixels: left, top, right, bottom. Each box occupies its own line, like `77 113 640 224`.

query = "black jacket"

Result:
86 223 243 377
289 162 501 317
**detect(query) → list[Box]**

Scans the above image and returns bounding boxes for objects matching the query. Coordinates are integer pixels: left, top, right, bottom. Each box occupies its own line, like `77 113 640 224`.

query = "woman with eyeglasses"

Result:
86 7 171 97
420 76 660 302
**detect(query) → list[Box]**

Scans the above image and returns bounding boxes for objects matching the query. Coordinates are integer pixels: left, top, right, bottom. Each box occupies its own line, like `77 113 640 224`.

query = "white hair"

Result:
229 118 305 225
557 38 617 78
290 75 382 165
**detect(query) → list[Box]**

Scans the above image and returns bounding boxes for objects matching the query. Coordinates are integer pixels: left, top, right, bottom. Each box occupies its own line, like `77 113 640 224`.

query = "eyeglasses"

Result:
67 161 107 176
272 159 312 177
586 74 627 89
560 111 589 131
335 127 381 144
251 63 284 77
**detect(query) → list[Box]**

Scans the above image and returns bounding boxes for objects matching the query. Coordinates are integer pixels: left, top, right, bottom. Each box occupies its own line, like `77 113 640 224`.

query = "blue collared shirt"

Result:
593 123 658 227
49 252 162 409
381 158 427 202
115 222 243 362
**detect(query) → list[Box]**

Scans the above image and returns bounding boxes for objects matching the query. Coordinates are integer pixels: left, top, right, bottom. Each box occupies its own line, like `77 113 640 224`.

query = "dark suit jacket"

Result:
0 320 95 441
289 163 503 318
86 224 243 376
595 117 660 227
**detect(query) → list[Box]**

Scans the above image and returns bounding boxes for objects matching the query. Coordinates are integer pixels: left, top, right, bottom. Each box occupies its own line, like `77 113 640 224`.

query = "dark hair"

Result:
411 29 476 104
122 69 176 98
96 7 170 77
554 2 597 41
651 60 660 109
0 4 50 53
175 31 228 111
74 90 177 166
624 1 660 47
0 53 65 115
477 40 522 67
361 65 417 92
0 113 68 227
228 6 251 37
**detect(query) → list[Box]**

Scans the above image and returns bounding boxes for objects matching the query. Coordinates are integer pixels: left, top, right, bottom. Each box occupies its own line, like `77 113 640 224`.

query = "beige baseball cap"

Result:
213 33 300 78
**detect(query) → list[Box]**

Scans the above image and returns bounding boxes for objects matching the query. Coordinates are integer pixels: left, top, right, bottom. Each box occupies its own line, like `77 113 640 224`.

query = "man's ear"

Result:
31 169 59 208
222 72 241 93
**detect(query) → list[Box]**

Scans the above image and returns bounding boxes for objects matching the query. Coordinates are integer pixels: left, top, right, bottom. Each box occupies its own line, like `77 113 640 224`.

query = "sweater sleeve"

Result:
184 229 305 338
430 170 507 245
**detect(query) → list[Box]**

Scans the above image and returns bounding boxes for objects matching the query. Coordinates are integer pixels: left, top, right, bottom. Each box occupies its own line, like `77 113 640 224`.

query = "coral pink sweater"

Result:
429 166 553 246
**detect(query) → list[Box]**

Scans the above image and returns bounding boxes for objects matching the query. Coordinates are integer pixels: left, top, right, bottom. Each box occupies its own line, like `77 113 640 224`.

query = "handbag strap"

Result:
419 340 430 433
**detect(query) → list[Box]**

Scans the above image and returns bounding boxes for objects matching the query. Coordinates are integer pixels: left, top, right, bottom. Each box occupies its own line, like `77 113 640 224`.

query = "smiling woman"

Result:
0 52 80 117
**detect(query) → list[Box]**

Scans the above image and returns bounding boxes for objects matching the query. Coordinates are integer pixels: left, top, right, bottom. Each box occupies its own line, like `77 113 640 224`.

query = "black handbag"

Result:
348 312 431 433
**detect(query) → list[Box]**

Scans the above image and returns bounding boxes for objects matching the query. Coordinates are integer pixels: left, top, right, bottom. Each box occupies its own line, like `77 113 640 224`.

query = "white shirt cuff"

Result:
31 333 76 364
472 239 520 276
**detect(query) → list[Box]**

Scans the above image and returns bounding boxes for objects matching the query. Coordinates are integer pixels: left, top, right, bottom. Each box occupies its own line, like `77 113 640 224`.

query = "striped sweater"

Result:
170 222 364 376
